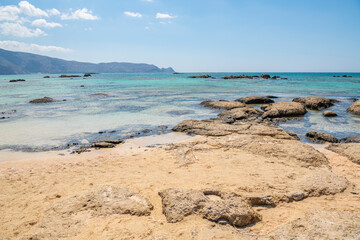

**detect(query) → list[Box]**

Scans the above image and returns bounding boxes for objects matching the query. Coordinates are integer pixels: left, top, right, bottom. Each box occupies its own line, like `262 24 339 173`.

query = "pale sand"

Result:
0 132 359 239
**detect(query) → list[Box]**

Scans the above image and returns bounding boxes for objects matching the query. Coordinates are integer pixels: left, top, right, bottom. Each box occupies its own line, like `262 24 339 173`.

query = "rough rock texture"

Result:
246 195 276 207
200 100 247 110
270 210 360 240
323 110 337 117
218 107 262 120
29 97 56 104
158 188 261 227
306 131 339 143
29 186 153 239
347 100 360 115
340 136 360 143
327 143 360 165
261 102 307 118
93 142 116 148
172 120 295 139
235 96 274 104
292 96 335 110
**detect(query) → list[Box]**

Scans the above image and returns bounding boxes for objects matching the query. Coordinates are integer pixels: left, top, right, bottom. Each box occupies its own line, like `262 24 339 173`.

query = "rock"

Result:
323 110 337 117
105 139 123 144
218 107 262 120
188 75 212 78
293 96 335 110
9 79 25 82
158 188 261 227
80 85 85 87
200 100 247 110
266 95 278 99
43 76 50 78
93 142 115 148
348 97 358 102
306 131 338 143
327 143 360 165
271 76 280 79
221 75 254 79
235 96 274 104
340 136 360 143
347 100 360 115
262 102 307 118
59 74 81 78
285 131 300 140
84 73 91 77
91 93 108 96
270 210 360 240
260 74 271 79
246 195 276 207
284 191 307 202
29 97 56 104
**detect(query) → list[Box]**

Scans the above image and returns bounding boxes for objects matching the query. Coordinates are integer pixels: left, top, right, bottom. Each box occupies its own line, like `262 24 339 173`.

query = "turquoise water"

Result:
0 72 359 151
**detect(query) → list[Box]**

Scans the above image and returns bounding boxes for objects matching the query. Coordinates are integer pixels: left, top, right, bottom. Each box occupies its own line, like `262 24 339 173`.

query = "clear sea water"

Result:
0 72 359 152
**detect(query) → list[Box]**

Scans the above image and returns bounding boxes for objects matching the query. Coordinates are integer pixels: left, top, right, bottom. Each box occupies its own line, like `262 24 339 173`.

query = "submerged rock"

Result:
188 75 212 78
323 110 337 117
262 102 307 118
200 100 247 110
9 79 25 82
347 100 360 115
327 143 360 165
293 96 336 110
59 74 81 78
43 76 50 78
29 97 56 104
306 131 338 143
235 96 274 104
158 188 261 227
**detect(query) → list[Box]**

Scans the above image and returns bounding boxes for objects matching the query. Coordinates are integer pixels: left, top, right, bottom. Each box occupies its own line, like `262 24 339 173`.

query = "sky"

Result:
0 0 359 72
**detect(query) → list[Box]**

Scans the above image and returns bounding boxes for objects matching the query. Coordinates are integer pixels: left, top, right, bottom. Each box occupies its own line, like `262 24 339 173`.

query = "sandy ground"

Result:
0 132 359 239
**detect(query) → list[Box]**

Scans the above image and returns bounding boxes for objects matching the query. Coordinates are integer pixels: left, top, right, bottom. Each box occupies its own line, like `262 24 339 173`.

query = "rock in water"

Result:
218 106 262 120
306 131 338 143
158 188 261 227
340 136 360 143
200 100 247 110
347 100 360 115
93 142 116 148
262 102 307 118
323 110 337 117
9 79 25 82
293 96 336 110
29 97 56 104
259 74 271 79
235 96 274 104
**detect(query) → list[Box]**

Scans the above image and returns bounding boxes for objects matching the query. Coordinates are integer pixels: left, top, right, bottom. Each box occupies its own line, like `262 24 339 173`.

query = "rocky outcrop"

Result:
84 73 91 77
306 131 338 143
323 110 337 117
188 75 212 78
327 143 360 165
43 76 50 78
218 106 262 120
246 195 276 207
293 97 336 110
59 74 81 78
158 188 261 227
270 210 360 240
261 102 307 118
347 100 360 115
340 136 360 143
222 75 255 79
9 79 25 82
260 74 271 79
235 96 274 104
200 100 247 110
29 97 56 104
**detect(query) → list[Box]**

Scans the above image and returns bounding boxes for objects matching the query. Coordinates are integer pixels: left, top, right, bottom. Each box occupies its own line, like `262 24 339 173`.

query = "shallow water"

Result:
0 72 359 152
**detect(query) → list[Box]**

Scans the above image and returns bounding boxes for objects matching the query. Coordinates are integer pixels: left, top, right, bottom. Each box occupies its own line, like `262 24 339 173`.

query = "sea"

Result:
0 72 359 153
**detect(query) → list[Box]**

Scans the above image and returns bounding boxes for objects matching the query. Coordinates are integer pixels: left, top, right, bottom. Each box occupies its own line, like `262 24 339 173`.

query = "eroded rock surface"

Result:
292 96 336 110
327 143 360 165
218 106 262 120
235 96 274 104
200 100 247 110
347 100 360 115
306 131 339 143
270 210 360 240
158 188 261 227
261 102 307 118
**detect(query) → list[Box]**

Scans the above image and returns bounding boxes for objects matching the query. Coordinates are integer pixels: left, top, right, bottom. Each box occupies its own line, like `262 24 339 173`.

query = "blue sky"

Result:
0 0 359 72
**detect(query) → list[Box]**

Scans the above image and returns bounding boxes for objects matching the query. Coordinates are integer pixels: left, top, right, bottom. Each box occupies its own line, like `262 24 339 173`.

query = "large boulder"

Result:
158 188 261 227
29 97 56 104
235 96 274 104
218 106 262 120
306 131 338 143
293 97 336 110
200 100 246 110
347 100 360 115
327 143 360 165
261 102 307 118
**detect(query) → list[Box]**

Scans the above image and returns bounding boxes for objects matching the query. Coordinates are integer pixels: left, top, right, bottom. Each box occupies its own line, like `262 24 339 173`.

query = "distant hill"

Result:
0 48 174 75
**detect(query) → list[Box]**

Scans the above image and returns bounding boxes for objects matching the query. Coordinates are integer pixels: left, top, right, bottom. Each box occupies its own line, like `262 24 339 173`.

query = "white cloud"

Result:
18 1 48 17
124 11 142 18
156 13 175 19
32 19 62 28
0 22 46 37
0 40 72 53
0 5 21 21
47 8 60 16
61 8 100 20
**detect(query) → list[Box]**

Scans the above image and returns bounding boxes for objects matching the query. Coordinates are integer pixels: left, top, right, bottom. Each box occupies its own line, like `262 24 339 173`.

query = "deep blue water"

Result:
0 72 359 151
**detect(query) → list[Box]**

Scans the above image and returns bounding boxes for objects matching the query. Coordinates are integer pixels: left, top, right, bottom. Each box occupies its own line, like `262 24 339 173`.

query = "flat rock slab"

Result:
306 131 339 143
200 100 247 110
29 97 56 104
158 188 261 227
270 210 360 240
218 107 262 120
327 143 360 165
261 102 307 118
293 96 335 110
235 96 274 104
28 186 153 239
347 100 360 115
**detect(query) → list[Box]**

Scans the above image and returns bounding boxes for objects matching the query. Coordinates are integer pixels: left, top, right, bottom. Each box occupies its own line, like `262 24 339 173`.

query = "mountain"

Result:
0 48 174 75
